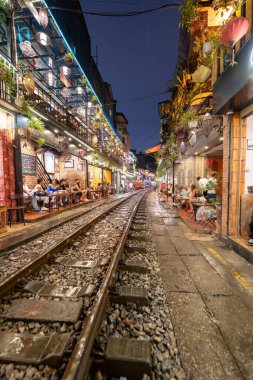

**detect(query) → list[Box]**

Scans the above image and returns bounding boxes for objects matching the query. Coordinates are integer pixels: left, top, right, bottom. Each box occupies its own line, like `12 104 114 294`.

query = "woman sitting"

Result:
71 179 87 202
47 179 62 207
185 184 201 212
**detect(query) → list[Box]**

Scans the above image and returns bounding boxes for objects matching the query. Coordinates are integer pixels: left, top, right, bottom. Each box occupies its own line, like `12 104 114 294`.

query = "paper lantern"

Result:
60 66 71 76
77 107 86 119
92 135 98 146
61 87 71 97
19 41 35 57
189 131 197 146
75 86 83 95
180 141 186 154
45 71 55 86
39 6 48 29
220 17 249 47
220 17 249 65
203 41 214 55
23 72 35 94
192 65 211 83
202 114 213 137
36 32 51 46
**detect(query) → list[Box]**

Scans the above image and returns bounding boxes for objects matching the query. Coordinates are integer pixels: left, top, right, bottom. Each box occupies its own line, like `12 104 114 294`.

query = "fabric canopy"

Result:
145 144 161 154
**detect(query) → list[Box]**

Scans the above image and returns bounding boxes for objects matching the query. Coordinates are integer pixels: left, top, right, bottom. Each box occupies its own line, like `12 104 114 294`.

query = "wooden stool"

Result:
0 206 7 233
7 194 25 227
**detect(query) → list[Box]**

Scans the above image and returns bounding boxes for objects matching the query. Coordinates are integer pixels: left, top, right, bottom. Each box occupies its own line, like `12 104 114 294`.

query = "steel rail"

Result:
63 191 147 380
0 194 131 254
0 192 138 298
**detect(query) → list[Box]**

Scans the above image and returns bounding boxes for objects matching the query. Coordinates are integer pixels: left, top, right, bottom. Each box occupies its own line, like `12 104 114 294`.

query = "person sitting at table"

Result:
33 178 49 211
59 179 70 205
47 178 62 207
185 184 201 212
22 175 41 213
72 179 86 202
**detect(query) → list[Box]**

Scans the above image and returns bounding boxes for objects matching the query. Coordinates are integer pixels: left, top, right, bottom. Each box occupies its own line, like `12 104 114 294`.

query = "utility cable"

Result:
48 3 180 17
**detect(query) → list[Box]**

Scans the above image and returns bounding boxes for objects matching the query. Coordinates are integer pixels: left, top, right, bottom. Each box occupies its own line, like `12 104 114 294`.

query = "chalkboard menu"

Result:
21 153 36 174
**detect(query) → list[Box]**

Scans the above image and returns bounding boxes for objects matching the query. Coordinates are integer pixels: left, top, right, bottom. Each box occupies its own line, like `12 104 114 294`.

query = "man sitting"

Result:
22 176 41 213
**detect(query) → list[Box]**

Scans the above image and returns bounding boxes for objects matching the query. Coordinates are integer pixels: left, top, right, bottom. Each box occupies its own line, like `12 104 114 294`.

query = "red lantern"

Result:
220 17 249 64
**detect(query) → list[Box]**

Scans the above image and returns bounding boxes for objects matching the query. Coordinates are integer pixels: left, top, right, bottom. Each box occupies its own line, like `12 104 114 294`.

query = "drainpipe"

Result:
226 110 234 237
236 116 243 236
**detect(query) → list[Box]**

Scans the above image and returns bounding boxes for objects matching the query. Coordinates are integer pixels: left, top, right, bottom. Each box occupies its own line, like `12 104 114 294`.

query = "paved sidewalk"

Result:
150 193 253 380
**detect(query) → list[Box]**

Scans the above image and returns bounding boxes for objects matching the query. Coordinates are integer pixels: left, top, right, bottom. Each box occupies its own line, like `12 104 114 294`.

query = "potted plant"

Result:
0 58 15 94
64 51 74 65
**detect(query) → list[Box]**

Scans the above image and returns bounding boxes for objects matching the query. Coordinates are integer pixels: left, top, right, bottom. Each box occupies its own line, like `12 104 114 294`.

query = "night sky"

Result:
81 1 180 152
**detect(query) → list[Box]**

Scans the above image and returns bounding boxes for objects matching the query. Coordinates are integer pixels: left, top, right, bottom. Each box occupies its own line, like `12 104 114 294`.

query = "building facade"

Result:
0 0 130 208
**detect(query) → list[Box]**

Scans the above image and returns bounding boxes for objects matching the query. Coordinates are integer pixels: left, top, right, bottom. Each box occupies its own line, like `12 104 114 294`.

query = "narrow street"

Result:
150 192 253 380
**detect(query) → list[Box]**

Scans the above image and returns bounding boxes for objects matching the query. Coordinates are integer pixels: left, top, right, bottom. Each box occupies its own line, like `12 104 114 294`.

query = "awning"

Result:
145 144 161 154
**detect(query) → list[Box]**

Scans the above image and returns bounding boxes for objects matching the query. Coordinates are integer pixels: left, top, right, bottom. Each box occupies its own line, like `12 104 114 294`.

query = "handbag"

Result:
36 191 47 196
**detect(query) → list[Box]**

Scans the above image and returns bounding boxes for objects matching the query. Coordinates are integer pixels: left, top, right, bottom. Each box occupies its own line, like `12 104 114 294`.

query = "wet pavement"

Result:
151 192 253 380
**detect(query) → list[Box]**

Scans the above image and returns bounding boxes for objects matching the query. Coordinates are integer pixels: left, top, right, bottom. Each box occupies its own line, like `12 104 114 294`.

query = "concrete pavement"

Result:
150 193 253 380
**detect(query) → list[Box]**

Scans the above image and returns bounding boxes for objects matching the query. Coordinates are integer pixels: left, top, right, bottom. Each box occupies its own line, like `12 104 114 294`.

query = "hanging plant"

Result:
28 117 45 135
64 52 74 65
0 58 15 94
21 99 35 118
0 0 9 29
36 137 46 148
179 0 200 31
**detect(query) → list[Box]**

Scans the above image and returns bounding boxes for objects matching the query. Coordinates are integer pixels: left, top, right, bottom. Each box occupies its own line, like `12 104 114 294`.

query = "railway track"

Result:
0 192 134 297
0 191 148 380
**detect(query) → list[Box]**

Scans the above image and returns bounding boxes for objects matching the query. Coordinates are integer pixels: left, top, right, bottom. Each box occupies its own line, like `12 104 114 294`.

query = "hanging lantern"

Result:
48 57 53 67
92 135 98 146
192 65 211 83
75 86 83 95
61 87 71 97
202 113 213 137
220 17 249 65
189 131 197 146
45 71 56 86
19 41 35 57
36 32 51 46
39 6 48 29
203 41 214 55
60 66 71 76
220 17 249 47
180 142 186 155
87 101 92 108
23 72 35 94
77 107 86 119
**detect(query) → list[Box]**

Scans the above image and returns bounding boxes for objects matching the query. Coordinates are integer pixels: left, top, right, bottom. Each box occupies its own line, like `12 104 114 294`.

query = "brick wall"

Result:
59 155 87 189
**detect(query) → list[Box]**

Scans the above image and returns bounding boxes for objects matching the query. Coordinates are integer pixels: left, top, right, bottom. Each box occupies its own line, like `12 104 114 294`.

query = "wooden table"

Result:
0 206 7 233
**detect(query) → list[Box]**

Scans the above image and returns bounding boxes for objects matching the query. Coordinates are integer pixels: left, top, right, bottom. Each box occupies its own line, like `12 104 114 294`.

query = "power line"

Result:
49 3 180 17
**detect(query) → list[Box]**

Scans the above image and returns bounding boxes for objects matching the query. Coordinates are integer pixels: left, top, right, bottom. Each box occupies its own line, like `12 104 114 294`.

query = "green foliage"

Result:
179 0 200 30
179 108 199 127
156 135 180 178
21 99 35 118
28 117 45 134
36 137 46 147
91 151 120 169
0 0 8 28
0 58 15 94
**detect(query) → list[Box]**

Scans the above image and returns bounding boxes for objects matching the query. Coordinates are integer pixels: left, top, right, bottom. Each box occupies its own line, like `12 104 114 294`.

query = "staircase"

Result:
37 157 52 187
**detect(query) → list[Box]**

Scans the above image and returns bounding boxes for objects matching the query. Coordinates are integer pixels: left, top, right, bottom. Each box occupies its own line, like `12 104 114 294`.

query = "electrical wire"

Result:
49 3 180 17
